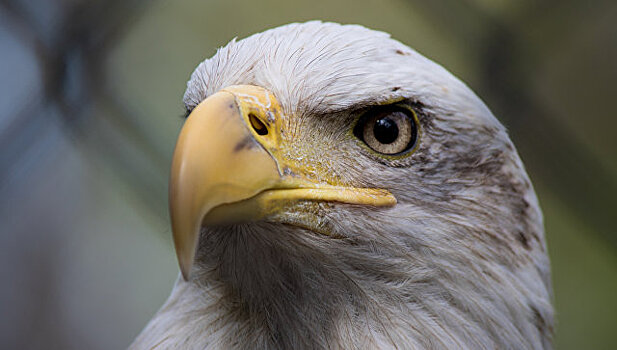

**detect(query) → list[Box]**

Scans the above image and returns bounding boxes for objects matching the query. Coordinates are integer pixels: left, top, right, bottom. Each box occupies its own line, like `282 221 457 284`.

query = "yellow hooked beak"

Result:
170 85 396 280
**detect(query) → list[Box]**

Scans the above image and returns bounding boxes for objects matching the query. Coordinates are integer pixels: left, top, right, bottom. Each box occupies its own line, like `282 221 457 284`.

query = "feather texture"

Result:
131 21 553 349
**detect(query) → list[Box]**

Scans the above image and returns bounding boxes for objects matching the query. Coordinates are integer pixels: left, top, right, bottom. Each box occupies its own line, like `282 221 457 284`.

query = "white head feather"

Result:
132 21 553 350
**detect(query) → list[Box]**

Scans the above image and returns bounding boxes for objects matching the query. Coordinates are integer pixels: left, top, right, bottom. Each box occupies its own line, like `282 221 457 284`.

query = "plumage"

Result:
131 21 553 349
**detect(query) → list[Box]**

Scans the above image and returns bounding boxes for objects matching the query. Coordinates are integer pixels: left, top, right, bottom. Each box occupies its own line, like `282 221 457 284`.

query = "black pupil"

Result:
373 117 399 144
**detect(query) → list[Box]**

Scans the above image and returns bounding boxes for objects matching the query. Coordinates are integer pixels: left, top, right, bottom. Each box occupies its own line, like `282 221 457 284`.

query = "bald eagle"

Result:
130 22 553 349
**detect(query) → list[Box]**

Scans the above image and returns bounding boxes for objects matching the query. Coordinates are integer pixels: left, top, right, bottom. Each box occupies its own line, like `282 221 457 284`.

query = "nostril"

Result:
249 113 268 135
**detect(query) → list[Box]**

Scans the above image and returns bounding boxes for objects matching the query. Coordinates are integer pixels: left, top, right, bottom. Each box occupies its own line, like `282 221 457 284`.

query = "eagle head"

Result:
132 21 553 349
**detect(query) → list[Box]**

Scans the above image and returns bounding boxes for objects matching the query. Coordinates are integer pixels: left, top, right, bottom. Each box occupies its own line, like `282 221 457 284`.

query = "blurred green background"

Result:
1 0 616 348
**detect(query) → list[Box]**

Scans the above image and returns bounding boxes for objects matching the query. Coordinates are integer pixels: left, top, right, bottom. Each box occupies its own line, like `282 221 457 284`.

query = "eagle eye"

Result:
354 106 418 155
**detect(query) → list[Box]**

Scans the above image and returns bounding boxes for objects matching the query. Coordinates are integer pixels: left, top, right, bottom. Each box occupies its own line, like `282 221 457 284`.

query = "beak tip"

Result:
178 255 194 281
180 268 191 281
170 209 200 282
172 226 197 282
